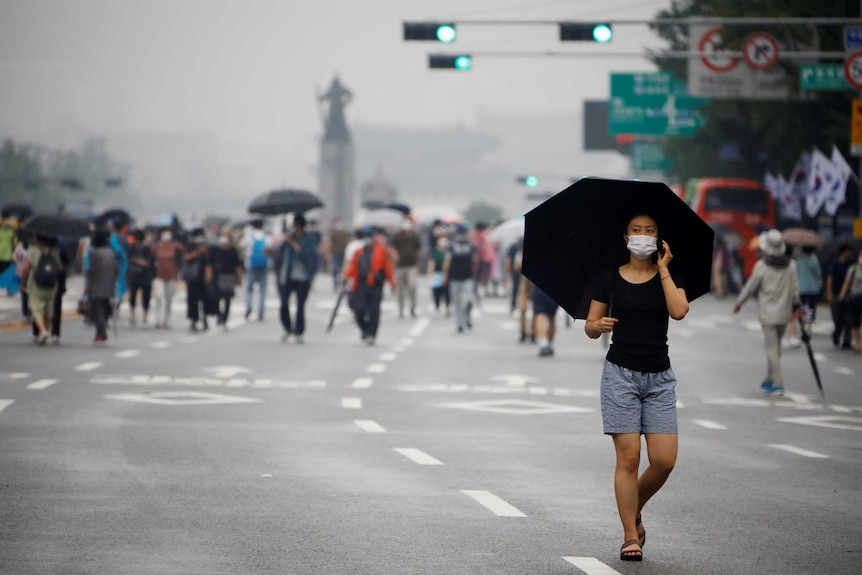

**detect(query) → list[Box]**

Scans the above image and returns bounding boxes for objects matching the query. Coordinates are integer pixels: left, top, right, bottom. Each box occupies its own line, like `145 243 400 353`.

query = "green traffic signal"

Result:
592 24 612 43
429 54 472 70
404 22 457 42
559 22 613 42
516 175 539 187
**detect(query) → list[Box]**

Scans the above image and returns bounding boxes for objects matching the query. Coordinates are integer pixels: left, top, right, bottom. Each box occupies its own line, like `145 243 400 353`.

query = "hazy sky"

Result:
0 0 671 215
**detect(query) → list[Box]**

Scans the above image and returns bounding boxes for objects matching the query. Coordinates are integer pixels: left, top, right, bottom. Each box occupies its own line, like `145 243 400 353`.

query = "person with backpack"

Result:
443 224 478 333
30 237 70 345
240 220 272 321
344 227 395 345
274 214 318 343
20 235 63 345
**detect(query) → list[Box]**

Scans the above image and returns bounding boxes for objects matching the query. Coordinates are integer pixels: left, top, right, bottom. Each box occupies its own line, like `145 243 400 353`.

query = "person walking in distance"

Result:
275 214 318 344
427 235 450 316
837 247 862 353
827 244 855 349
20 235 63 345
585 213 689 562
85 229 119 345
345 228 395 345
391 220 422 318
443 224 477 333
734 229 802 395
151 228 184 329
532 285 559 357
241 220 272 321
125 229 154 327
183 230 211 331
208 229 243 329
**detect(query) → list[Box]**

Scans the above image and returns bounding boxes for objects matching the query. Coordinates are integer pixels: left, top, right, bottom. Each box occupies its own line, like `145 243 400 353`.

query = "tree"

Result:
464 201 503 226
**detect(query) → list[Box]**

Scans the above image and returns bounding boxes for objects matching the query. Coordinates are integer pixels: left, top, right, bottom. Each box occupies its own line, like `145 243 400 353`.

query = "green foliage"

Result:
463 201 503 226
650 0 858 181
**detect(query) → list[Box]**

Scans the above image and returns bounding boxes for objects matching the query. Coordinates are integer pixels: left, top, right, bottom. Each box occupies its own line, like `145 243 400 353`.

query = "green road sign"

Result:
799 63 853 91
609 73 709 136
631 141 670 172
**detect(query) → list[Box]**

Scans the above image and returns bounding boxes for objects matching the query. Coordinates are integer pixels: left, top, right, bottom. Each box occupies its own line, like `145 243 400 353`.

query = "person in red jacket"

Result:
344 228 395 345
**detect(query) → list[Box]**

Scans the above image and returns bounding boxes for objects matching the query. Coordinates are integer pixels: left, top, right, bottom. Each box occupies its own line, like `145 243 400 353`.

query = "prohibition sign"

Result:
698 28 739 73
743 32 779 70
845 52 862 89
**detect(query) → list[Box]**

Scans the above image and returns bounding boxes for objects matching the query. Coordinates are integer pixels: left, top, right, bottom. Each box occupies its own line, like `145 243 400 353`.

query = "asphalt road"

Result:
0 275 860 575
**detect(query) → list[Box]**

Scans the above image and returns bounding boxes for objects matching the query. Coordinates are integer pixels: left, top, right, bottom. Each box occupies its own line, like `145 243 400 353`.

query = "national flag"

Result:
805 148 833 218
824 146 853 216
776 173 801 222
763 172 780 200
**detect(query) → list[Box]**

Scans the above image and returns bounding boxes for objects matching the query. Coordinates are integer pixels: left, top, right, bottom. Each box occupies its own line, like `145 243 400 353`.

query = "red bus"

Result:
686 178 776 279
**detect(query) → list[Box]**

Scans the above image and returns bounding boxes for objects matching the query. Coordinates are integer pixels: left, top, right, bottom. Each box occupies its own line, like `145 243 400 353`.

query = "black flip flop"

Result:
620 539 643 561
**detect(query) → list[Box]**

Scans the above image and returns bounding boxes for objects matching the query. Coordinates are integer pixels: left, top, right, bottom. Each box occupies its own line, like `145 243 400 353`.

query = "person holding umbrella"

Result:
584 213 689 562
734 229 802 395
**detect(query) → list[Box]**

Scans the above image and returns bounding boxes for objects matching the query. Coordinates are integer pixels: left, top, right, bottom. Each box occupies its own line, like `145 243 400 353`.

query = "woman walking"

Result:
86 230 119 344
584 213 689 562
208 230 243 329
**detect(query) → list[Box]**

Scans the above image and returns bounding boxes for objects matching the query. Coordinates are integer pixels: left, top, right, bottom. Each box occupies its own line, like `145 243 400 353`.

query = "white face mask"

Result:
161 233 172 242
626 235 658 260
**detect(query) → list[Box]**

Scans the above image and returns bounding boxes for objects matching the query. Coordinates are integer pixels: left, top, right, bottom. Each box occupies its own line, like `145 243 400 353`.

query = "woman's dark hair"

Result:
91 229 110 248
622 213 660 233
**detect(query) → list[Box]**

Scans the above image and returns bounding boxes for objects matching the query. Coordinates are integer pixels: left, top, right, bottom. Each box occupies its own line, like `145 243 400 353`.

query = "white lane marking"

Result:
106 391 260 406
74 362 103 372
769 444 829 459
115 350 140 359
354 419 386 433
151 341 171 349
378 352 397 362
351 377 373 389
342 397 363 409
399 337 414 346
461 490 526 517
407 318 430 337
777 415 862 431
692 419 727 430
836 366 856 376
563 556 622 574
0 400 14 413
394 448 444 466
27 379 58 390
814 352 828 362
367 363 386 374
0 372 30 379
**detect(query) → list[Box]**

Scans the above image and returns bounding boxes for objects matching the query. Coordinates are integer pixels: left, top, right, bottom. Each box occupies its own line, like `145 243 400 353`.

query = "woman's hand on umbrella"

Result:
657 240 673 268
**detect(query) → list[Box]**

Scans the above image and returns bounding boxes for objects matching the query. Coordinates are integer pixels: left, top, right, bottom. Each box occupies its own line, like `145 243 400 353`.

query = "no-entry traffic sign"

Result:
698 28 739 73
743 32 779 70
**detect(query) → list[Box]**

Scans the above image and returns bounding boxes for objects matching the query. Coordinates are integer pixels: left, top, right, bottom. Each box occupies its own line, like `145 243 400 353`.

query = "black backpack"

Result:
33 250 60 288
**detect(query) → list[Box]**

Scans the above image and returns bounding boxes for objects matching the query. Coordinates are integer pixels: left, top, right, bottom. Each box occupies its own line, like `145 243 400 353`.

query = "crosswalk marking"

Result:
341 397 362 409
461 490 526 517
563 556 622 574
74 362 102 372
115 350 140 358
27 379 58 390
354 420 386 433
692 419 727 430
769 444 830 458
351 377 373 389
394 448 444 465
151 341 171 349
367 363 386 374
0 400 14 413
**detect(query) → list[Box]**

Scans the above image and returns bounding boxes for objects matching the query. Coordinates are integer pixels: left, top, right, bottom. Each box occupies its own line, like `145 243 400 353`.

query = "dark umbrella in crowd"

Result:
21 214 91 238
248 189 324 216
95 208 133 228
1 202 34 221
522 177 714 319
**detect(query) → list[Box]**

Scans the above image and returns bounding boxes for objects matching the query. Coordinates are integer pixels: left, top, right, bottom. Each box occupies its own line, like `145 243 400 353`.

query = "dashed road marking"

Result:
836 366 856 376
341 397 362 409
776 415 862 431
106 391 261 406
0 400 14 413
115 350 140 358
74 362 102 372
563 556 622 574
0 372 30 380
461 490 526 517
692 419 727 430
769 444 829 458
354 419 386 433
367 363 386 374
394 448 444 466
408 318 430 337
151 341 171 349
351 377 373 389
378 352 397 361
27 379 58 390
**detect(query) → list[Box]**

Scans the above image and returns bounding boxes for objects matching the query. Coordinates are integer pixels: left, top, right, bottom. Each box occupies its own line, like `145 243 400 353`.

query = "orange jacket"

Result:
345 240 395 293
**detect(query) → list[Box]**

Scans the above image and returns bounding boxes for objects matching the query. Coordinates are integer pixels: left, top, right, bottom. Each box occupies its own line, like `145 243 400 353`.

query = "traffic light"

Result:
428 54 473 70
516 175 539 187
559 22 613 43
403 22 457 43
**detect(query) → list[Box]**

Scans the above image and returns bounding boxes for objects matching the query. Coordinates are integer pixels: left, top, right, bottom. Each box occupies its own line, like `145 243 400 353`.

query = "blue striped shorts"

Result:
600 360 678 435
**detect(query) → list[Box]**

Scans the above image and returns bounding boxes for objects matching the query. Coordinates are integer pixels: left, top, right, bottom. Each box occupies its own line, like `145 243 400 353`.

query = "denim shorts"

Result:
600 360 678 435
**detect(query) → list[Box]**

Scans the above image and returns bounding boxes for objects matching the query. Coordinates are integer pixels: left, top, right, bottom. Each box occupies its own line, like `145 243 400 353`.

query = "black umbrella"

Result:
1 202 34 220
798 318 825 402
522 177 714 319
386 202 412 216
21 214 91 239
248 189 323 216
95 208 133 228
326 285 350 333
